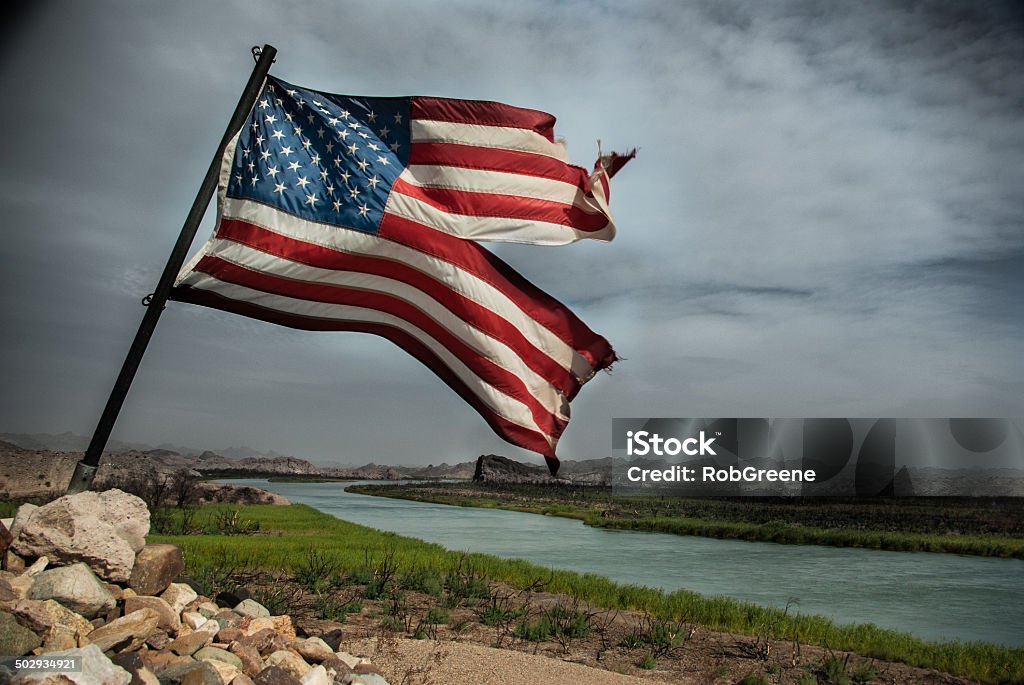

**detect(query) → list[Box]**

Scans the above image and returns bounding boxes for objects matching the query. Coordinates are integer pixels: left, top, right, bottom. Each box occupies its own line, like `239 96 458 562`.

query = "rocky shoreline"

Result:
0 489 388 685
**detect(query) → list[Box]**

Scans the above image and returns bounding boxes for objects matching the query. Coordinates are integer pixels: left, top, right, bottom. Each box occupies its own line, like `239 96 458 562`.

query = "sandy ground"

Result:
350 637 682 685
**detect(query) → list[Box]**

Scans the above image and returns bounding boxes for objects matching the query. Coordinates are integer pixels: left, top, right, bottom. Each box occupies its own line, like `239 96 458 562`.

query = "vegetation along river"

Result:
227 479 1023 647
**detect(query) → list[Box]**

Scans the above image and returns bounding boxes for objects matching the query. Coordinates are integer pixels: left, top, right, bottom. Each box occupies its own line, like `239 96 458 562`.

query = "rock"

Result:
146 630 171 650
243 617 275 636
197 601 220 617
236 628 280 656
182 611 208 630
6 549 26 572
7 572 34 600
85 608 160 652
229 641 263 677
139 649 193 675
10 598 94 646
195 646 244 670
180 661 227 685
317 628 343 652
12 643 132 685
216 627 244 644
128 545 184 596
319 655 352 680
138 668 162 685
111 651 147 683
213 610 243 630
340 676 389 685
233 599 270 619
268 616 294 641
345 675 390 685
264 650 311 679
253 666 302 685
289 638 333 664
197 618 222 637
161 583 199 615
333 654 362 670
168 629 213 656
0 609 42 655
30 562 117 618
24 556 49 577
216 588 251 608
204 659 242 684
11 490 149 582
0 576 15 603
230 676 257 685
352 664 384 677
10 503 38 539
124 595 181 633
299 665 331 685
154 660 209 685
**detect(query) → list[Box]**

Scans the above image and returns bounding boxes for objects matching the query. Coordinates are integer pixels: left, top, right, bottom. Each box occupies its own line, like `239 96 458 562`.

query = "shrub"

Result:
402 568 444 597
638 653 657 670
424 606 451 625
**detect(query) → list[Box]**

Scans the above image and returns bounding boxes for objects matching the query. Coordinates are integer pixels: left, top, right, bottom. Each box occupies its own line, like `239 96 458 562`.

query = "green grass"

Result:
348 483 1024 559
149 503 1024 683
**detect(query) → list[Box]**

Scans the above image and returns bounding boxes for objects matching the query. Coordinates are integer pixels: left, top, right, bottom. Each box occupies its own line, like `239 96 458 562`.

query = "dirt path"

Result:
350 637 682 685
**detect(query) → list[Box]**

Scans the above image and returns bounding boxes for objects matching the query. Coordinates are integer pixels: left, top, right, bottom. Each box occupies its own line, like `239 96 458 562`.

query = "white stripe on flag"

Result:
384 186 615 245
410 119 569 161
402 164 603 210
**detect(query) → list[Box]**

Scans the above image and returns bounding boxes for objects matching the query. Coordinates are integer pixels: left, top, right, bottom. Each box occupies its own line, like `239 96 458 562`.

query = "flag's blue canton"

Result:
227 76 411 236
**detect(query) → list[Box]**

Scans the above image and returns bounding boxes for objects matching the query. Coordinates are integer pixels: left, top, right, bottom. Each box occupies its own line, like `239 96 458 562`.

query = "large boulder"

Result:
128 544 184 596
29 562 117 618
11 489 149 582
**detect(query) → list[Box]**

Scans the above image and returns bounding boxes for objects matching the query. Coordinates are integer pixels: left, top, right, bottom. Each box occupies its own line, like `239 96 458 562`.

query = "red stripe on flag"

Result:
390 177 608 231
377 213 617 372
411 97 557 142
192 255 570 439
171 285 560 458
408 142 587 186
215 218 580 398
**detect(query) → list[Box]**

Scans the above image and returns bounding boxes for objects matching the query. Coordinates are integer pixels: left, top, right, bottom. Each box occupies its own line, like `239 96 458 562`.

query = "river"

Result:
225 479 1023 647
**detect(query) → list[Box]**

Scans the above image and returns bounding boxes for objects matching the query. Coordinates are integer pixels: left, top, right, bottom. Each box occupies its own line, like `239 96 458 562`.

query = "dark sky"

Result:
2 1 1022 466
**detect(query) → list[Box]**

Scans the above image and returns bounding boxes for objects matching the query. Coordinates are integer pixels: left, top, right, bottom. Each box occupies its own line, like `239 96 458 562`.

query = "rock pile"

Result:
0 489 391 685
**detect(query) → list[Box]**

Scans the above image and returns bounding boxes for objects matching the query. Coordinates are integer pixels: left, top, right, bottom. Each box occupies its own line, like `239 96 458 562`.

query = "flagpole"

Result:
65 44 278 494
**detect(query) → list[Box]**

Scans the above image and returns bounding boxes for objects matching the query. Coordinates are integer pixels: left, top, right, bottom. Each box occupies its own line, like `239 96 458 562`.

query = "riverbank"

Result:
347 482 1024 559
150 503 1023 683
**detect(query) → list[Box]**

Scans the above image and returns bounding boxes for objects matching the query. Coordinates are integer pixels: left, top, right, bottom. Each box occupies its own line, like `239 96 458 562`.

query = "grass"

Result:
348 483 1024 559
147 503 1024 683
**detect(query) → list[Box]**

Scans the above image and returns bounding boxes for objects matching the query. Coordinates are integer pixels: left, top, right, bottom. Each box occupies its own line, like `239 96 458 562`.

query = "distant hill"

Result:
0 431 290 460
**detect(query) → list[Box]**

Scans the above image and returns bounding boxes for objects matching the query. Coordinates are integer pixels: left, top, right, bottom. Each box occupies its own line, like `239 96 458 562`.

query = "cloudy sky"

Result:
1 1 1022 466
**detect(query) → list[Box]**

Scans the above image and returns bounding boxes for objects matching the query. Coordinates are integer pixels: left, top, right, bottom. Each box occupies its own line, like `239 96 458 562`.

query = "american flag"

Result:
173 75 632 474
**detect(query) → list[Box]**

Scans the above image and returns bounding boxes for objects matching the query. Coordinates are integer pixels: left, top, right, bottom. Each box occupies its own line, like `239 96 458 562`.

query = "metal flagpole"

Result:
65 44 278 494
